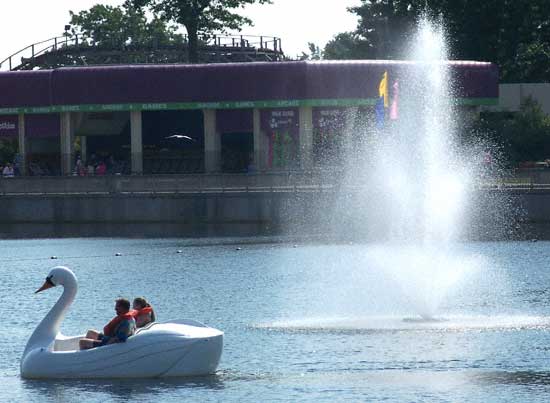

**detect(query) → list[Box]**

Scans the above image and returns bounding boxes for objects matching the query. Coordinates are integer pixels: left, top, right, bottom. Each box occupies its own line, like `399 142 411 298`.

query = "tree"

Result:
0 139 17 166
325 0 550 82
471 97 550 166
324 32 372 60
69 4 181 48
348 0 418 59
299 43 323 61
126 0 272 63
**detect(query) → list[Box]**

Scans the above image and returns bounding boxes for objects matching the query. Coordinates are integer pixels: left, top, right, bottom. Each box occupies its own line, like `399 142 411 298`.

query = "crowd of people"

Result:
79 297 156 350
1 154 23 177
74 154 126 176
1 163 15 177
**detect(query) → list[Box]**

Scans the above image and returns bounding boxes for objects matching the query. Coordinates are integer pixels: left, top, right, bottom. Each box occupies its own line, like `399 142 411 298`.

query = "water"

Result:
2 237 550 402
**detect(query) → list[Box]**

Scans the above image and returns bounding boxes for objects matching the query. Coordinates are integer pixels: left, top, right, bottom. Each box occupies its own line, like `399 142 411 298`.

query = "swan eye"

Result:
46 275 55 287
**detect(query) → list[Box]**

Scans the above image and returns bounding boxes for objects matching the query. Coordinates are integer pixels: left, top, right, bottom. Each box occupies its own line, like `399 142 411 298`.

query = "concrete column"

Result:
253 108 263 171
17 113 26 176
203 109 220 173
60 112 74 176
298 106 313 170
130 110 143 175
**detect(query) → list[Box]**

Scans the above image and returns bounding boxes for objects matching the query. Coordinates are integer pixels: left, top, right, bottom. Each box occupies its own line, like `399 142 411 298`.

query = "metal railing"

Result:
0 172 547 196
0 172 330 195
0 33 284 71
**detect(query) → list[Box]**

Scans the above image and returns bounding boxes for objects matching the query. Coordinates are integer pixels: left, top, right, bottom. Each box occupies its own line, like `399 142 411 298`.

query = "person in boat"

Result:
132 297 156 328
79 298 136 350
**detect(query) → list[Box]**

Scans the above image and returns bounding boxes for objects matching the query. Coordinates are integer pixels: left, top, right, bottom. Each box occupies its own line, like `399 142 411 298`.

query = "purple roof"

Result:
0 70 52 107
0 61 498 109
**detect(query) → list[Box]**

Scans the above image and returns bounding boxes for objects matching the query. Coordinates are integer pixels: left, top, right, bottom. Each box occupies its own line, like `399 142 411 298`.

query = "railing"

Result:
0 33 284 71
0 172 332 195
0 35 76 71
0 172 546 196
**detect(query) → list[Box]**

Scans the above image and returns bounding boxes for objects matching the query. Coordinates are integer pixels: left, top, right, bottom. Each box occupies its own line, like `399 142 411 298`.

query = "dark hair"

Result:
133 297 148 309
133 297 155 322
115 298 131 311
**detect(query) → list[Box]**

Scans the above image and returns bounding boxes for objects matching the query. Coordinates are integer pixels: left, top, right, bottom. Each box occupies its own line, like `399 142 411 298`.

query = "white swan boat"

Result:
21 266 223 379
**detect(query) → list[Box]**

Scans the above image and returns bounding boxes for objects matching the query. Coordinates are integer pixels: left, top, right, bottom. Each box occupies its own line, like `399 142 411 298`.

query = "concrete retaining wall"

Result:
0 176 549 239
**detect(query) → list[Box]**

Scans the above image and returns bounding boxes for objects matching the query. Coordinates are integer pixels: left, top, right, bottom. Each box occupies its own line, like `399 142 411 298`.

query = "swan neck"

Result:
23 279 77 355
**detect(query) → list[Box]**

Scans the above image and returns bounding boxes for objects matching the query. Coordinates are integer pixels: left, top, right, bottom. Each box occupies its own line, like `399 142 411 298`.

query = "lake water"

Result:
2 237 550 402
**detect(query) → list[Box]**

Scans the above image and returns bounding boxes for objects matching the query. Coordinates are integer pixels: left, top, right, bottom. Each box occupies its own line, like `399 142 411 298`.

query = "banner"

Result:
312 107 347 166
261 108 299 169
0 116 18 138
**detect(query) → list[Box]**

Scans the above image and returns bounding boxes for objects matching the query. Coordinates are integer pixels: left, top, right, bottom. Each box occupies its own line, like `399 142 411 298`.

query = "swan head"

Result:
35 266 77 293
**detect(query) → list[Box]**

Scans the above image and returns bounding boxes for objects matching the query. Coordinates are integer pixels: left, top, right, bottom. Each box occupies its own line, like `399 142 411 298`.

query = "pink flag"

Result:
390 80 399 120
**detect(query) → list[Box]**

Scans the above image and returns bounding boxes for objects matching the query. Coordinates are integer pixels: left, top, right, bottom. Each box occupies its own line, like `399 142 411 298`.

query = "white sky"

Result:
0 0 361 63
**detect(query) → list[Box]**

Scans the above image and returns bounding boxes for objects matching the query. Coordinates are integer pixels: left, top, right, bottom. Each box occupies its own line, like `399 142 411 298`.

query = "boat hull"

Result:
21 321 223 379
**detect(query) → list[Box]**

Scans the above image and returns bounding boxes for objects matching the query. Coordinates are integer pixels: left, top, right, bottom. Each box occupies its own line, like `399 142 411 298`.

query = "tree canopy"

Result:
469 98 550 166
69 4 181 48
324 0 550 82
125 0 272 62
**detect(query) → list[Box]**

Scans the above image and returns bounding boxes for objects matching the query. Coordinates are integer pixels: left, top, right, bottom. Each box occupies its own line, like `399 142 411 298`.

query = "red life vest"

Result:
103 312 135 336
131 306 154 324
131 306 153 318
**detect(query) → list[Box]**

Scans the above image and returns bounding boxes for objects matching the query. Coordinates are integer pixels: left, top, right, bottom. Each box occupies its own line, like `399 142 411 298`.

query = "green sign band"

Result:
0 97 498 115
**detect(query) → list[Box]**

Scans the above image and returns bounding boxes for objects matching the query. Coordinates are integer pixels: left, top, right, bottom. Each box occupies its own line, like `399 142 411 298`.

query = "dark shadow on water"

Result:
21 373 226 400
20 369 273 400
474 371 550 388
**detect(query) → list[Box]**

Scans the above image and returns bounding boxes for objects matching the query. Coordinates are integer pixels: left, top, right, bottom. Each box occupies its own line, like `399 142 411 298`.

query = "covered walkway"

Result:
0 61 499 176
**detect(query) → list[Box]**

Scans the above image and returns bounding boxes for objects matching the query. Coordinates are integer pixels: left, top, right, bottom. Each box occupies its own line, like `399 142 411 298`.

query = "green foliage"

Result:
324 32 373 60
126 0 272 62
299 43 323 61
511 41 550 82
0 140 18 165
472 97 550 166
325 0 550 82
69 4 182 47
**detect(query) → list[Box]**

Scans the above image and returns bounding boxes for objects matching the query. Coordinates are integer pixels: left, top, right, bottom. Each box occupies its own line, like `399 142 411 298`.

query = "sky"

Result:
0 0 361 63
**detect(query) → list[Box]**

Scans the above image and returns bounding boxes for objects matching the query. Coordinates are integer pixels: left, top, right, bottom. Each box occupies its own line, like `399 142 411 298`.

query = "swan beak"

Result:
35 281 54 294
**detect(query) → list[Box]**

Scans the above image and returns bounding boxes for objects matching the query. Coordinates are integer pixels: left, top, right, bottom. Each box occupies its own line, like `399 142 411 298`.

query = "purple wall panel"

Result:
305 62 386 99
0 61 499 109
451 64 499 98
217 109 253 133
0 70 52 108
25 114 60 138
51 62 308 105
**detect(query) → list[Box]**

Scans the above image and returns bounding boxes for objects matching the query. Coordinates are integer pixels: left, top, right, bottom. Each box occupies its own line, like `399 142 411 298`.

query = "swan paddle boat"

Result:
21 266 223 379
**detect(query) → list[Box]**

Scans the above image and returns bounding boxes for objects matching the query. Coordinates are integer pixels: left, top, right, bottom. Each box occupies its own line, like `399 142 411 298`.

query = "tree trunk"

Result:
187 26 199 63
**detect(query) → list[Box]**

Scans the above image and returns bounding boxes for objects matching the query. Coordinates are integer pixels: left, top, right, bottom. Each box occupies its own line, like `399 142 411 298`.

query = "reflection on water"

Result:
256 315 550 334
22 375 226 400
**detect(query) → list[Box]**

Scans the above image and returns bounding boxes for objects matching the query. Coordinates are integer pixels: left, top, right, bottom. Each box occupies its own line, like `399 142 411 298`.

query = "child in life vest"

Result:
79 298 136 350
132 297 156 328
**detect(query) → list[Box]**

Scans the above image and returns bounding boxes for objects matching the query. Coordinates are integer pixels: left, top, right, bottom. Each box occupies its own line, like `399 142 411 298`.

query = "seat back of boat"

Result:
135 321 157 334
53 335 83 352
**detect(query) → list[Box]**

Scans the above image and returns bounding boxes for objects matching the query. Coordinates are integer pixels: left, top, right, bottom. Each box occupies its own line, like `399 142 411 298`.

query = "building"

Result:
0 60 498 176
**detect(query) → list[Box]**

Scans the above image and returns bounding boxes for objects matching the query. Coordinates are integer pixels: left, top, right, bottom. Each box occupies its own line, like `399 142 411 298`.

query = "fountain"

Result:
335 17 489 320
270 17 521 330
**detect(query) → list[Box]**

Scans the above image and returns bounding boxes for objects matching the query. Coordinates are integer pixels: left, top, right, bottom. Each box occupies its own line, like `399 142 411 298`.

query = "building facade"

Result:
0 61 498 176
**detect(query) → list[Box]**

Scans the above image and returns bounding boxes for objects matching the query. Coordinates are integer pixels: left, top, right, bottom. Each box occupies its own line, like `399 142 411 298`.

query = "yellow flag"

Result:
379 71 389 108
